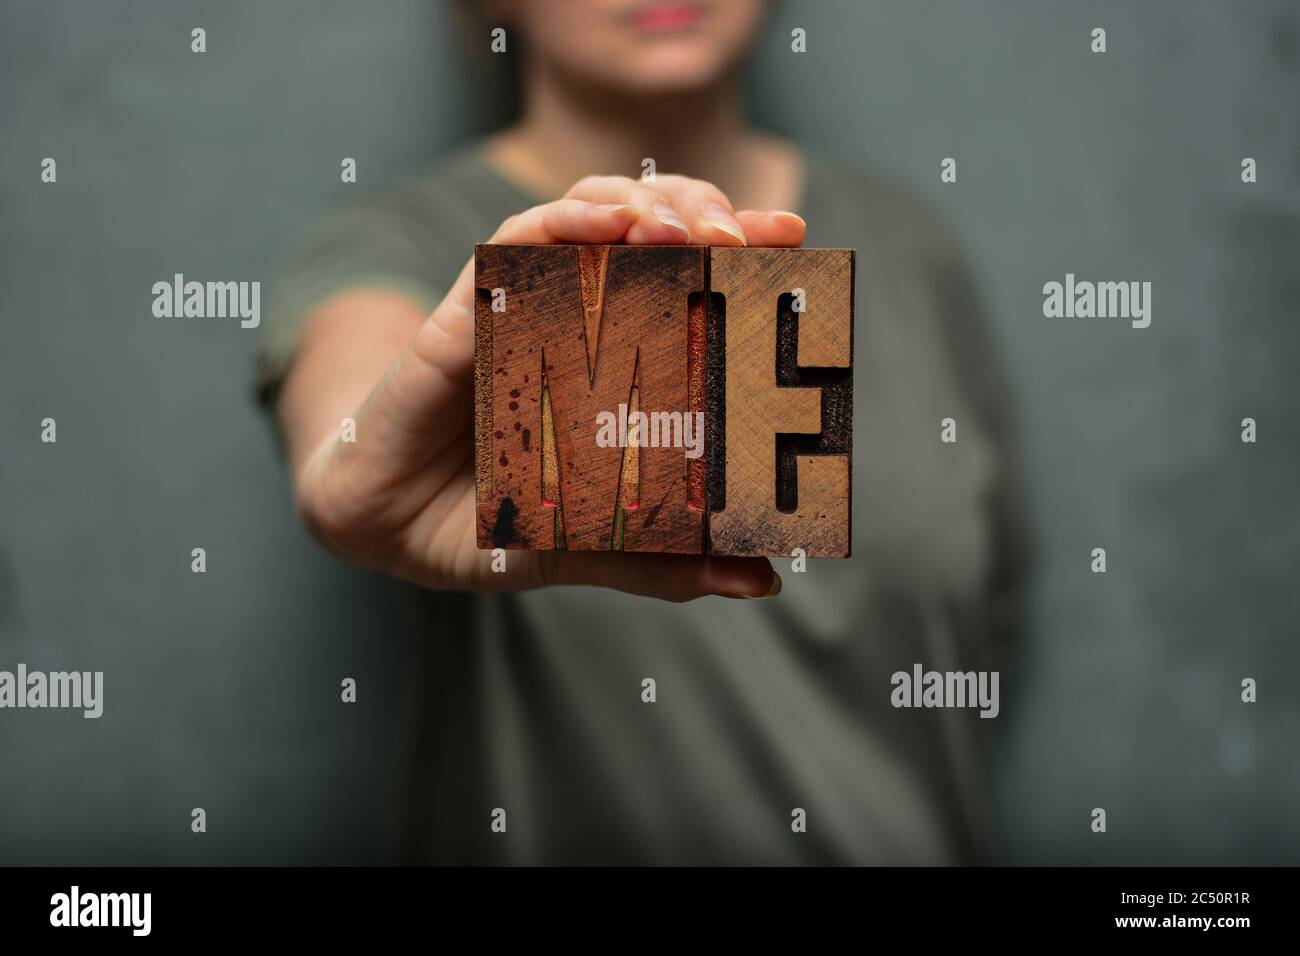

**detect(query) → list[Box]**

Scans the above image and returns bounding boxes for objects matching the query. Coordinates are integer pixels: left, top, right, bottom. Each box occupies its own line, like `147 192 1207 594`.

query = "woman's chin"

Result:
603 58 733 97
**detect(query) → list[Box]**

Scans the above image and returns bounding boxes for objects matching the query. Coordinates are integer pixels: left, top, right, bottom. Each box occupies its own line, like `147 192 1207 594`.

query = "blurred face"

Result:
497 0 767 94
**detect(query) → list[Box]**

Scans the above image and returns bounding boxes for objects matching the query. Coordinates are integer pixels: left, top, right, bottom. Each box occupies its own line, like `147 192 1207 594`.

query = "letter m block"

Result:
474 244 706 553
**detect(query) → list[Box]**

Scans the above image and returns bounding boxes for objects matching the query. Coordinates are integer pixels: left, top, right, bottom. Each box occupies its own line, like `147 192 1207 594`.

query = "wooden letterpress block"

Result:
474 244 853 558
475 244 706 553
705 247 853 558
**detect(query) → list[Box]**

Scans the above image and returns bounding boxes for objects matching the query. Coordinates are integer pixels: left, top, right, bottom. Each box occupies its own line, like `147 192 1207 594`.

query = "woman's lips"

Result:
629 3 704 33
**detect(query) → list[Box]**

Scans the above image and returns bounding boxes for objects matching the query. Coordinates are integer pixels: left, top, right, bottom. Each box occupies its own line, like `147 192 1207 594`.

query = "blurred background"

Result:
1 0 1297 864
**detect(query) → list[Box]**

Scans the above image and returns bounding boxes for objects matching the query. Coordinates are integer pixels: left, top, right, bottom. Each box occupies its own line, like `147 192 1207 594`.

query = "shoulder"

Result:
802 151 969 267
276 145 525 293
802 150 1019 420
322 145 518 240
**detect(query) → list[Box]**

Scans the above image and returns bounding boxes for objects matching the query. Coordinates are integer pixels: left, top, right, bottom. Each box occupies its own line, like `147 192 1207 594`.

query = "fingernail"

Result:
652 203 691 237
597 203 635 213
766 210 806 227
702 204 746 244
746 572 782 600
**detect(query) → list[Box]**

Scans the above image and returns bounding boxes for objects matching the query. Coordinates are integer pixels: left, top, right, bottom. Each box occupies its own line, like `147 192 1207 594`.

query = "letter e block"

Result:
706 247 853 557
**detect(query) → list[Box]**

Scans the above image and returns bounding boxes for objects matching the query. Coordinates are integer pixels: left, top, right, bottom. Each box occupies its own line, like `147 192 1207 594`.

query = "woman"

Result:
256 0 1030 864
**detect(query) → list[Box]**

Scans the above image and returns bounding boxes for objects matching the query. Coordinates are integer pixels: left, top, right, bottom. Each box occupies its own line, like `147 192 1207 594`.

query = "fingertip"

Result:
594 202 640 221
694 220 747 247
695 203 747 247
555 199 640 242
748 570 783 599
734 210 807 248
764 210 807 228
627 203 691 244
703 557 779 600
627 223 691 246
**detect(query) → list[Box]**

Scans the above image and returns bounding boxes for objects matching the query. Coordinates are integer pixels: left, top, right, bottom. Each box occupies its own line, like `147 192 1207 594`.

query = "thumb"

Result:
334 258 477 478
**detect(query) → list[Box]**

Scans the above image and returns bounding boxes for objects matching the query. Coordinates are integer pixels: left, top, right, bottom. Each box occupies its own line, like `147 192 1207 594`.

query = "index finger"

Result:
438 198 643 316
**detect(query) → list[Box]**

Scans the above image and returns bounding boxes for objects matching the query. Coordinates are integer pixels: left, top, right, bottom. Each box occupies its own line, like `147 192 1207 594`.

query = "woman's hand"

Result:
281 175 806 601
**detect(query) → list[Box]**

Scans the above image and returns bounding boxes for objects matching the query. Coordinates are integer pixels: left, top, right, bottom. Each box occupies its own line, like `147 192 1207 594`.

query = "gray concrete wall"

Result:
2 0 1296 863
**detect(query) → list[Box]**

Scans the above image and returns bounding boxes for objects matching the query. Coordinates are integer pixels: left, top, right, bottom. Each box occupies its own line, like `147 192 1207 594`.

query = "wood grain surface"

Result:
706 247 853 558
474 244 852 557
475 244 705 552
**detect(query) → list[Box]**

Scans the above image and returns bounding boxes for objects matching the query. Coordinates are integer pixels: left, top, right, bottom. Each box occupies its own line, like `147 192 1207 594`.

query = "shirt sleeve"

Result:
252 189 452 413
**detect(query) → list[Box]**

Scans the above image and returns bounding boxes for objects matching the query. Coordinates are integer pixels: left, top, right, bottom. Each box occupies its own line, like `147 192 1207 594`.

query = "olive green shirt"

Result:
256 146 1031 864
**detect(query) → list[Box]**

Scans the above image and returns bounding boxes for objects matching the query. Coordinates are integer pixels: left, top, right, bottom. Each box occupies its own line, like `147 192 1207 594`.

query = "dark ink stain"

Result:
510 388 521 399
499 452 509 467
513 421 521 431
642 498 664 528
508 401 519 411
522 428 532 452
492 498 519 547
494 430 504 439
